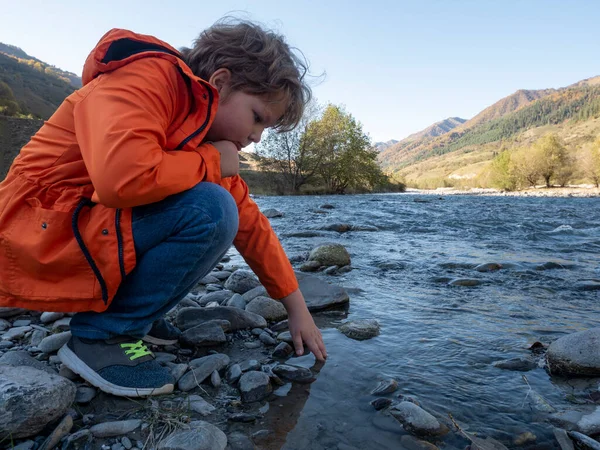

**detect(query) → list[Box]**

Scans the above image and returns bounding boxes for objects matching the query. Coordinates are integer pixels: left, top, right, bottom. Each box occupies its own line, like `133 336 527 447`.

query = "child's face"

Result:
205 88 286 151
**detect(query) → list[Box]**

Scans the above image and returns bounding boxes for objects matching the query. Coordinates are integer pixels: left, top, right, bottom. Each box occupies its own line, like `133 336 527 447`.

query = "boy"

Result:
0 19 326 397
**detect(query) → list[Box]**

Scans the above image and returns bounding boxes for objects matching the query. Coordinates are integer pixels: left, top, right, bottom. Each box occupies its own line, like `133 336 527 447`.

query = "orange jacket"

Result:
0 29 298 313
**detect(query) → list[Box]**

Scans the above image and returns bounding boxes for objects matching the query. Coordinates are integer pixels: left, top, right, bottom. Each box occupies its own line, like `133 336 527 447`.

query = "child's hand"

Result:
211 140 239 178
280 289 327 361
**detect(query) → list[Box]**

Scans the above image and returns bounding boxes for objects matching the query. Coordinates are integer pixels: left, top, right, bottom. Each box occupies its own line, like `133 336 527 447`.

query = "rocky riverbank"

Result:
1 220 600 450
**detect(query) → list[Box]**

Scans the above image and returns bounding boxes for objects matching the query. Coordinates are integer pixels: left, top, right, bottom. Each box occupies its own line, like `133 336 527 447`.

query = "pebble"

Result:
243 341 261 349
259 332 278 346
226 364 243 385
371 379 399 395
40 312 64 324
272 342 293 359
12 319 32 327
89 420 142 438
75 386 97 404
0 319 10 331
39 331 71 353
51 317 71 330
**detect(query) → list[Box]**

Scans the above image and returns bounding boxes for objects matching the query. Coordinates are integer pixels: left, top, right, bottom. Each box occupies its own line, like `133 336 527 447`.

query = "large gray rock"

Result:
158 420 227 450
245 297 287 322
338 319 380 341
176 307 266 331
224 270 261 294
547 328 600 376
180 322 227 347
390 401 448 436
238 371 272 403
296 272 349 311
0 365 76 439
308 243 351 267
177 354 230 392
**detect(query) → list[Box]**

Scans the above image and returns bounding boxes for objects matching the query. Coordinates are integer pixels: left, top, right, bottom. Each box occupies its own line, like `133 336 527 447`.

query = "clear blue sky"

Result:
1 0 599 142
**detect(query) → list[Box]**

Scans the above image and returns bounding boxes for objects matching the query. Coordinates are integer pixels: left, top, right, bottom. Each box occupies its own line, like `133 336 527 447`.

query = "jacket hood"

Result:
82 29 185 85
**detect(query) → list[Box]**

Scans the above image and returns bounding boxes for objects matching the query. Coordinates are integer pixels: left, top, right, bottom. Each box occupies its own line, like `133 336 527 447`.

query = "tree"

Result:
581 138 600 187
533 134 570 188
512 146 540 188
311 104 383 193
489 150 517 191
255 103 322 194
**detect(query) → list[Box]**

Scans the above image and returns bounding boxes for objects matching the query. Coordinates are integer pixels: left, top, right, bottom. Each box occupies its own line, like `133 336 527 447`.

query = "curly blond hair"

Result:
181 18 311 132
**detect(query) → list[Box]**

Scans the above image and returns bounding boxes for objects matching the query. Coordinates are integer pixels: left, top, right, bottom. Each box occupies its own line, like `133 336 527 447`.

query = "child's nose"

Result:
249 128 264 144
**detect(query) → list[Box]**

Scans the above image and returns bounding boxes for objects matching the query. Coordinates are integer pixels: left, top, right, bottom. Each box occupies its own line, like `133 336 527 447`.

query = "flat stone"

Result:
212 271 232 281
30 329 47 347
177 354 230 391
51 317 71 330
0 319 10 331
242 286 267 303
180 322 227 347
226 293 247 309
0 365 76 439
176 307 266 331
210 370 221 388
188 394 216 416
12 319 31 327
198 290 234 307
158 420 227 450
371 398 393 411
239 371 272 403
89 420 142 438
1 326 32 341
276 331 293 343
40 312 64 324
168 363 188 383
155 352 178 364
338 319 380 340
296 272 350 311
198 275 220 285
448 278 482 287
474 262 502 272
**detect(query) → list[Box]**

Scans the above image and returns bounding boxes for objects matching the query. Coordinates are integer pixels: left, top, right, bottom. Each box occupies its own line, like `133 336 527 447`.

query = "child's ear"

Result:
208 68 232 94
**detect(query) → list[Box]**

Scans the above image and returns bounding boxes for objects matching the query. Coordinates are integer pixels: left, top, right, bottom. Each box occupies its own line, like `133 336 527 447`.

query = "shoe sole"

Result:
58 344 174 397
141 335 179 346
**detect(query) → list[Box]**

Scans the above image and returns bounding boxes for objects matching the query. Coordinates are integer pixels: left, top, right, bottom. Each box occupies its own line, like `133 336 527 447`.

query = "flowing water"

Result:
231 193 600 450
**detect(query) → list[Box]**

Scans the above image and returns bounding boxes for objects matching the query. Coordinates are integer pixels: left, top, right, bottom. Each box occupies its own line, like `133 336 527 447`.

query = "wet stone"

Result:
371 379 399 395
239 359 261 372
371 398 393 410
272 364 315 384
338 319 380 341
272 342 294 359
448 278 482 287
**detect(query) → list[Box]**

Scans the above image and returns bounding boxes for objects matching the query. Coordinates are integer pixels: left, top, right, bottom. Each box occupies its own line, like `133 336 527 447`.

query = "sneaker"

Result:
142 318 181 345
58 336 174 397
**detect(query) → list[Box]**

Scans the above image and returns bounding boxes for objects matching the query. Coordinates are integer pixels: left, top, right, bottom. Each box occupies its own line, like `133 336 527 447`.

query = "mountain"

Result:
378 76 600 185
0 43 81 119
374 139 399 151
404 117 466 141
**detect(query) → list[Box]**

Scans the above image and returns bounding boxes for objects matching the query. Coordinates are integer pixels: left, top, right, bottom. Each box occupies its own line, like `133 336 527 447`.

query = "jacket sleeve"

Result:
73 57 221 208
228 175 299 299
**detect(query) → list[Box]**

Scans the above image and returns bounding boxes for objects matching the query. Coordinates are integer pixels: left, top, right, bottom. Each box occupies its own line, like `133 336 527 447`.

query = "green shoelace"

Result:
120 340 153 360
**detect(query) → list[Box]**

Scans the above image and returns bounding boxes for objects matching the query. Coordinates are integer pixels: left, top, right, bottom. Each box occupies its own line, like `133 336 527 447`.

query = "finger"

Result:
307 337 324 361
292 333 304 356
318 339 328 360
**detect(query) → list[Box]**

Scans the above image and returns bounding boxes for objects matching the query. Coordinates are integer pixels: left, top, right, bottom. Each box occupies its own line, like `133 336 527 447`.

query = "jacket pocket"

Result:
0 198 99 303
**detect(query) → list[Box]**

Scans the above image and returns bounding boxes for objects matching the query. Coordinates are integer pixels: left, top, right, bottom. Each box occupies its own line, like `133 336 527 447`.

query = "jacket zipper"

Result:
175 82 214 150
115 209 126 281
72 199 109 304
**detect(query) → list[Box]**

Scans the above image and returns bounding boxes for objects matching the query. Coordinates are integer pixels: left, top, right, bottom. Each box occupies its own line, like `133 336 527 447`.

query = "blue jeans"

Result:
70 183 239 340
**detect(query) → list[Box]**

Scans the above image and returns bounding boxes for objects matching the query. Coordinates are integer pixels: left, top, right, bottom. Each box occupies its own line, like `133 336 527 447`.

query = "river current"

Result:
229 193 600 450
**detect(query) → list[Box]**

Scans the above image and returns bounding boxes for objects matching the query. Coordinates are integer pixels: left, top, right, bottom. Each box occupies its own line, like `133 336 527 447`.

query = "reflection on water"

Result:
231 194 600 449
